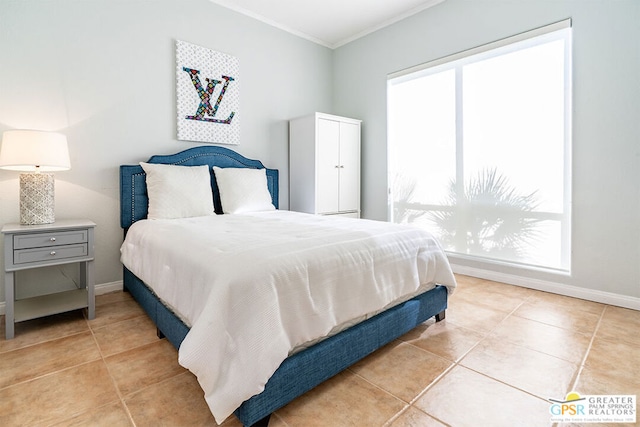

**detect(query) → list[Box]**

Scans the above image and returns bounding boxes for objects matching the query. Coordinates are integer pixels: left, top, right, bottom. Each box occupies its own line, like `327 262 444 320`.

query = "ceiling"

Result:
209 0 445 49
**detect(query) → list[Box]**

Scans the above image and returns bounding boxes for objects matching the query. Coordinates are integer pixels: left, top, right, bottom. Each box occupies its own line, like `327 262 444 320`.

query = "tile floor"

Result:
1 274 638 427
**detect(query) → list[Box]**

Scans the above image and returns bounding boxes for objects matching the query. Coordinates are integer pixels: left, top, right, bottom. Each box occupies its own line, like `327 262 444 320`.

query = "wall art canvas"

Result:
176 40 240 144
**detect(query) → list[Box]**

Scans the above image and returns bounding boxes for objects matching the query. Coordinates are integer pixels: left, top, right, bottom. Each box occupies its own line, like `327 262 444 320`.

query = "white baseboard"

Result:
95 280 123 295
452 264 640 311
0 280 124 316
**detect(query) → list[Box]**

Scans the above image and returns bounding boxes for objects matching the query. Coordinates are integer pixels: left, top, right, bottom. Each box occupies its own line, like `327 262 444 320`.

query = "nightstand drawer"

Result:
13 230 88 249
14 243 88 265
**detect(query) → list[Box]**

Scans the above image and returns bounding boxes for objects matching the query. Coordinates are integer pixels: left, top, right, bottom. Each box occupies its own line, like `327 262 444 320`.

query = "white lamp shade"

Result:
0 130 71 172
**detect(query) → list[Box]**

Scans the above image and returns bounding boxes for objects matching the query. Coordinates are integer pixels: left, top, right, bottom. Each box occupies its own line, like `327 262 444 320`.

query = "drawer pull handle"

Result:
50 251 56 256
50 237 56 242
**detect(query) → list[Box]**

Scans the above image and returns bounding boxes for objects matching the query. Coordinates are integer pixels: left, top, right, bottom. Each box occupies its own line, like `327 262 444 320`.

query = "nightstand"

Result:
2 219 96 339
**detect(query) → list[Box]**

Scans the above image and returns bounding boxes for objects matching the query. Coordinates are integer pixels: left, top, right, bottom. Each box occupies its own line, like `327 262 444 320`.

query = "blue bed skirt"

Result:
122 267 447 426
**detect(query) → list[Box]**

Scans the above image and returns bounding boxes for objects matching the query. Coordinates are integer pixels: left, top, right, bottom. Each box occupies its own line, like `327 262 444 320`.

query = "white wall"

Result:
333 0 640 303
0 0 333 303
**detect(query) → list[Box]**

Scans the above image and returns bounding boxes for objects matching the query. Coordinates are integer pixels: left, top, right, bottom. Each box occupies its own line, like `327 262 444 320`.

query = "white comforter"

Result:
120 210 456 424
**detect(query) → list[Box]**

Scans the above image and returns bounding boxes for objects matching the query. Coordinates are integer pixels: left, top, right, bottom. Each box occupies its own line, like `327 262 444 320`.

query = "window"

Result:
388 20 572 271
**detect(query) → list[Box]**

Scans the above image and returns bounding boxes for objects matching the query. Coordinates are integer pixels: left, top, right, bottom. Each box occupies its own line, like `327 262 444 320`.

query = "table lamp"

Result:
0 130 71 225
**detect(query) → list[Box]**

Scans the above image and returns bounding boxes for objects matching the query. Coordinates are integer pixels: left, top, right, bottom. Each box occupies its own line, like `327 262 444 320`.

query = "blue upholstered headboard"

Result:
119 146 279 229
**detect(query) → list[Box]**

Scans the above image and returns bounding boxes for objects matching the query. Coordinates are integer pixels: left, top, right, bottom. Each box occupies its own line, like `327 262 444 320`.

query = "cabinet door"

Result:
317 118 340 214
338 122 360 212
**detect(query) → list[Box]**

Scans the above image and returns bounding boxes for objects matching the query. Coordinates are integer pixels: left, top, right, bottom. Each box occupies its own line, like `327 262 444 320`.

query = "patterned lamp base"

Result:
20 173 55 225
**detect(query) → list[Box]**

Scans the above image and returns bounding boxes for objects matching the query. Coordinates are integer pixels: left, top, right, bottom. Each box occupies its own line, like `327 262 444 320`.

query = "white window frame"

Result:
387 19 572 273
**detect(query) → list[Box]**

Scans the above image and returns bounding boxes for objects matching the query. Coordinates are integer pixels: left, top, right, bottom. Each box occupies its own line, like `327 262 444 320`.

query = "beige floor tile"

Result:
461 336 578 400
3 276 636 427
600 305 640 325
93 315 159 357
275 370 406 427
399 320 485 362
453 274 485 287
453 279 535 304
0 331 101 389
513 299 602 333
388 406 446 426
445 298 510 333
596 305 640 346
584 337 640 385
96 290 135 307
489 315 592 364
476 279 537 299
448 284 485 304
0 310 89 354
87 298 146 329
105 338 186 397
350 340 452 403
50 401 133 427
212 414 278 427
415 365 551 427
451 286 527 314
526 291 605 316
220 414 245 426
0 360 120 427
447 276 533 315
575 366 640 397
125 372 215 426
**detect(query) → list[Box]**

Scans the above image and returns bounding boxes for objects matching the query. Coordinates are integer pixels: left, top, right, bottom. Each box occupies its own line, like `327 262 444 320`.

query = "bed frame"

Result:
119 145 448 427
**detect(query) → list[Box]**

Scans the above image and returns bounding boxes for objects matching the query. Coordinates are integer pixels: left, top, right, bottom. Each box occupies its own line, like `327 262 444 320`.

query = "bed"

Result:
119 145 456 426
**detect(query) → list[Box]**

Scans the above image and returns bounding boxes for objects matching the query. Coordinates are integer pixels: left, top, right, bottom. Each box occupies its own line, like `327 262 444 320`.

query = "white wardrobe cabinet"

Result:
289 113 361 218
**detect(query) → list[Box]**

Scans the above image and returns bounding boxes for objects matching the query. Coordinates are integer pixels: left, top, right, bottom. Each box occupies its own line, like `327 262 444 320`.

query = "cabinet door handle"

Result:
50 251 56 256
50 237 56 242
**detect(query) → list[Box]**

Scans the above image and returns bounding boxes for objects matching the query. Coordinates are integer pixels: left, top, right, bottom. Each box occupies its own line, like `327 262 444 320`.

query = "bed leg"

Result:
435 310 446 322
157 328 165 339
247 414 271 427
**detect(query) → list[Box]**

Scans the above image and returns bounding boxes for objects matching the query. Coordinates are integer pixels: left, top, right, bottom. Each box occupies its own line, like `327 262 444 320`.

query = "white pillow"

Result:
213 166 275 214
140 162 214 219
